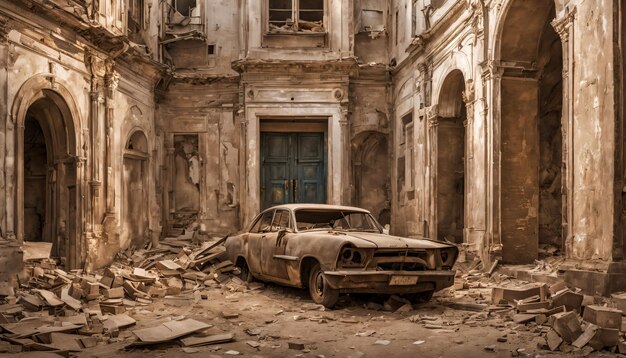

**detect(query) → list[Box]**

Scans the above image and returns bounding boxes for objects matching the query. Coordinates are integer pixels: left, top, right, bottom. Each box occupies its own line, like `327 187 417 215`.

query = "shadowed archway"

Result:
498 0 563 263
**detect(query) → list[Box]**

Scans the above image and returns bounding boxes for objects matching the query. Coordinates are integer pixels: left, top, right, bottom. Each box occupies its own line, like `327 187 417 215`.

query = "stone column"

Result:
426 105 439 240
340 105 350 204
103 61 119 233
0 16 10 242
462 80 475 247
551 8 576 259
480 59 503 263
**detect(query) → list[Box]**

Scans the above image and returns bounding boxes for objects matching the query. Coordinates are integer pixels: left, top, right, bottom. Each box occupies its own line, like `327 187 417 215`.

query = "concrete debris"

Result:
0 234 251 352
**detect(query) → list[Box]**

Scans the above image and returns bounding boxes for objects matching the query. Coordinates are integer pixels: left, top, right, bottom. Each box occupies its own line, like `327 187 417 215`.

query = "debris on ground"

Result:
0 232 247 353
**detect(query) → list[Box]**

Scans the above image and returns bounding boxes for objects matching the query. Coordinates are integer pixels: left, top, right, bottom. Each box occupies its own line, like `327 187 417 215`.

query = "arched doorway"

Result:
19 90 79 267
436 70 466 243
352 131 390 226
122 130 149 249
499 0 563 263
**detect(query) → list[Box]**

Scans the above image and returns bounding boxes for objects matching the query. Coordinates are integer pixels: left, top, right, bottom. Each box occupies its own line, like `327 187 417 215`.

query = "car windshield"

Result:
294 209 381 233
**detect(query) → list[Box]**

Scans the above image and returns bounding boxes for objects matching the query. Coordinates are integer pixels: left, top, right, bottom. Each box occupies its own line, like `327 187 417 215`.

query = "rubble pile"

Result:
490 281 626 355
0 233 246 354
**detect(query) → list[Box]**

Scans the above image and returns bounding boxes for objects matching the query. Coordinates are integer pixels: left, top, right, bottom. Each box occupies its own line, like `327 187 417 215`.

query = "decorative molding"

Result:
551 7 577 42
232 58 358 75
462 79 476 104
0 15 11 44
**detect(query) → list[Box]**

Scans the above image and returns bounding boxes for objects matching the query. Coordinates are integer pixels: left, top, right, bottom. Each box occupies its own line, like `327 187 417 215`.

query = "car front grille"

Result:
370 249 435 271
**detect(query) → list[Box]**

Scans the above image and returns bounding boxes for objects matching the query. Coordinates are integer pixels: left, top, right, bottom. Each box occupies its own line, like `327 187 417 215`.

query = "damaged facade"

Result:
1 0 626 297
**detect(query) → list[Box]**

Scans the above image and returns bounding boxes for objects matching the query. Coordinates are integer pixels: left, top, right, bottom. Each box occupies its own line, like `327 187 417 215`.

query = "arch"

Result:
495 0 563 263
121 128 150 250
11 75 84 269
493 0 565 63
437 69 465 118
351 130 390 226
125 128 149 153
432 51 472 107
434 70 467 243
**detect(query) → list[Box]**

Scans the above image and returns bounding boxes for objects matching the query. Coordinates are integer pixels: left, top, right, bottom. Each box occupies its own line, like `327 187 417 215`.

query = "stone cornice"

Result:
232 57 359 75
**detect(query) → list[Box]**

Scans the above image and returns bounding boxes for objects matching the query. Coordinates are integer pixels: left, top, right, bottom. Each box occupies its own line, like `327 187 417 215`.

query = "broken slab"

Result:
582 305 622 329
551 311 582 343
179 333 235 347
546 329 562 351
572 324 598 349
130 318 211 346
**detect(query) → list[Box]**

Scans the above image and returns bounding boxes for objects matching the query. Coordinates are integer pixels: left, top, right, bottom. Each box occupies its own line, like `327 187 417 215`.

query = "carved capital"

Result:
426 104 439 121
462 79 475 104
551 7 576 42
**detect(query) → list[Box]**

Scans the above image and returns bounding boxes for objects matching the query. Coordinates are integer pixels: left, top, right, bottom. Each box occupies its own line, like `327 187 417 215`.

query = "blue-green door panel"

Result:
261 132 325 209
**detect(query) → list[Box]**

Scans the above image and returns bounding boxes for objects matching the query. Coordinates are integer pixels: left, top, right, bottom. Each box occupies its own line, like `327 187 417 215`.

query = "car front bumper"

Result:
323 269 455 294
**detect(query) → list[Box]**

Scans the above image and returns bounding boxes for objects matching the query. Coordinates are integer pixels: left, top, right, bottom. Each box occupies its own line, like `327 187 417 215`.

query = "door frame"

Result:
244 110 345 227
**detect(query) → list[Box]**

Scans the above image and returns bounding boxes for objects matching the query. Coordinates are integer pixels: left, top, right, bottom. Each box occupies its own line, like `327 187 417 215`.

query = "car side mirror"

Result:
383 224 390 235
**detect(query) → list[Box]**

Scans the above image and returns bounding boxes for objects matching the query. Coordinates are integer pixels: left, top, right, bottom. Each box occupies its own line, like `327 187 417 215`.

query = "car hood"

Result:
342 232 455 249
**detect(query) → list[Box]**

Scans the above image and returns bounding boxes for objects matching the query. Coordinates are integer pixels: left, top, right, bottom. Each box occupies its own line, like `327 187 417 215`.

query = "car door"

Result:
261 209 292 281
247 210 274 275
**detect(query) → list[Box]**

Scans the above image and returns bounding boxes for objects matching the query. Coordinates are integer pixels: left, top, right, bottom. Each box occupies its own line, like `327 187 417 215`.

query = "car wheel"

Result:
408 290 434 304
308 262 339 308
237 259 254 283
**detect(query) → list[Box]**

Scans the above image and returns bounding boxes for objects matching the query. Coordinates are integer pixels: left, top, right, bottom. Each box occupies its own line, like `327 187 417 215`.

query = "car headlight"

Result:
439 247 458 270
338 246 367 268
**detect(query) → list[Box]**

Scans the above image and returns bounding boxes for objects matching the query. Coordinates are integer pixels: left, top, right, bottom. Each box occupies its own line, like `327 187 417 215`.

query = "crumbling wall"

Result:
158 80 240 234
349 72 391 228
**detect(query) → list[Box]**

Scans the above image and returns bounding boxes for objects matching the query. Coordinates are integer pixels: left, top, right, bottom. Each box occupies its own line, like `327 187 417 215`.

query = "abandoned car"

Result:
225 204 458 308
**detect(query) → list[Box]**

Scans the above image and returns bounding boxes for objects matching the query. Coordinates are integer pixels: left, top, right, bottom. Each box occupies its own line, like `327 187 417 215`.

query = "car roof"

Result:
263 203 371 213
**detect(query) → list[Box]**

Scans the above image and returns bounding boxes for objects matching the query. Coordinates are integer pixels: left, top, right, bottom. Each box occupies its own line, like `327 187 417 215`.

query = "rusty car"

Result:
225 204 458 308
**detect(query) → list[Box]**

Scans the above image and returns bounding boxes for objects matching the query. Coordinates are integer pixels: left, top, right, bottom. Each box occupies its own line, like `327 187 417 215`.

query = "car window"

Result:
295 209 381 232
271 210 291 232
250 210 274 233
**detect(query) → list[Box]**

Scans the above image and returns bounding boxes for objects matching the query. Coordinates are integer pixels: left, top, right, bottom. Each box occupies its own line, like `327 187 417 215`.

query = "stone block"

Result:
611 292 626 315
551 311 582 343
103 287 124 299
582 305 622 329
588 327 619 350
492 283 547 304
546 329 562 351
549 281 568 296
518 301 550 312
551 290 583 312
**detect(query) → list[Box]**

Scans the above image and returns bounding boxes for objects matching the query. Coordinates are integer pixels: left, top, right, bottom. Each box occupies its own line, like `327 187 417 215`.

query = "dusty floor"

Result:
58 279 614 358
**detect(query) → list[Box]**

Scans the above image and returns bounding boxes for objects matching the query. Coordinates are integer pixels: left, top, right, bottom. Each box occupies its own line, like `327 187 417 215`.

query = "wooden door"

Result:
261 132 325 209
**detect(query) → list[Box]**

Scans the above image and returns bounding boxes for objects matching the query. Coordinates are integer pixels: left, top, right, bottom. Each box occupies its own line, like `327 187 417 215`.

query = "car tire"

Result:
237 259 254 283
308 262 339 308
